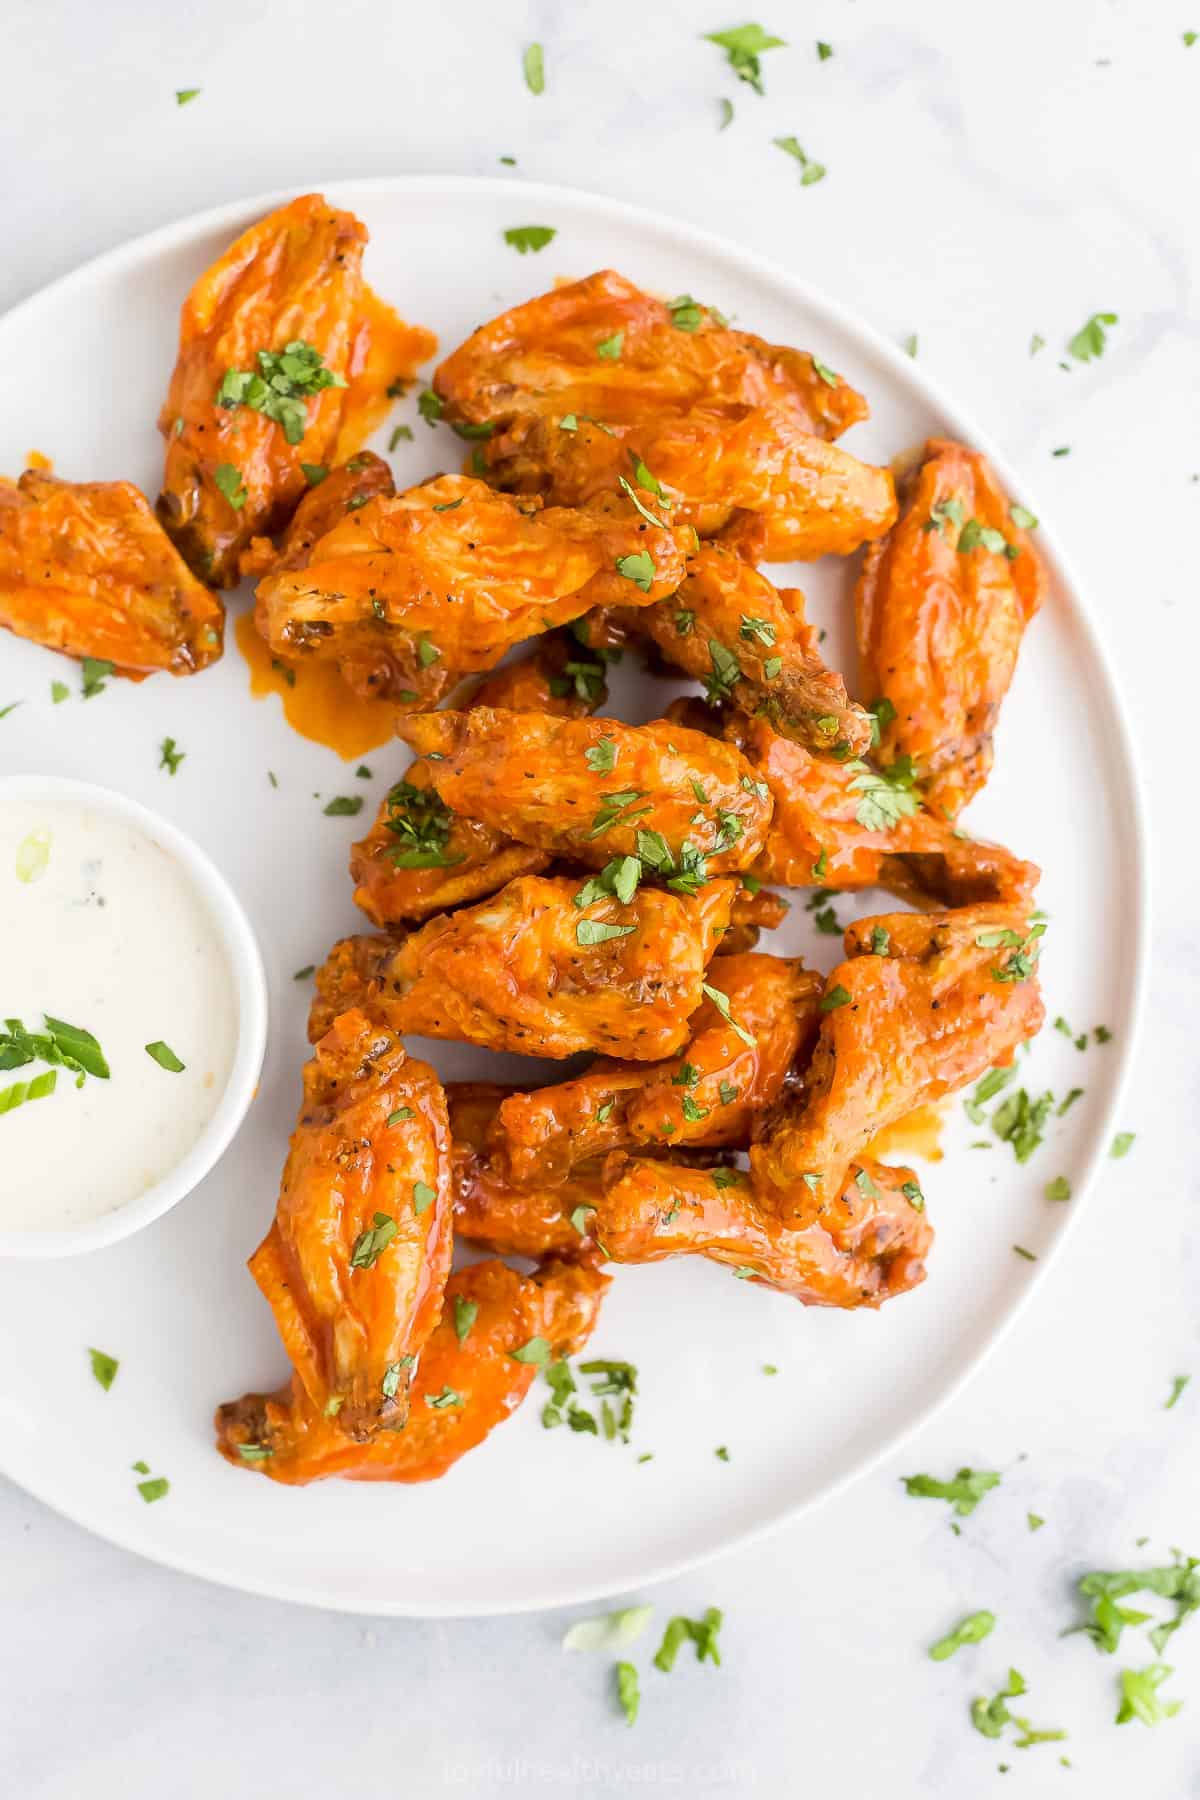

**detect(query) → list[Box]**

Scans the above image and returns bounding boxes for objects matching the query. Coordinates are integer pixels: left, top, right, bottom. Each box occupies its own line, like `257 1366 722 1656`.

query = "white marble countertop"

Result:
2 1 1197 1794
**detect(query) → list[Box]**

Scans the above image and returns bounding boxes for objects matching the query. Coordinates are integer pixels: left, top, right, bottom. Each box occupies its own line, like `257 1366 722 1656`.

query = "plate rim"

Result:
0 172 1151 1617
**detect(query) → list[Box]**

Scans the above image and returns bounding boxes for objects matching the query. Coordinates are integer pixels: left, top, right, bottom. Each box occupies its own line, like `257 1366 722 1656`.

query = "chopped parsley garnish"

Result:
1073 1553 1200 1659
576 917 636 947
847 757 920 832
575 855 641 909
1111 1131 1136 1158
412 1180 436 1214
216 340 346 445
1045 1175 1071 1202
1028 1512 1045 1532
1030 333 1046 355
596 331 625 360
349 1212 398 1269
384 780 464 869
773 135 827 184
704 640 742 702
50 680 69 704
1057 1087 1084 1117
0 1014 109 1083
88 1348 119 1391
386 1107 415 1126
718 1081 738 1106
618 475 668 528
1010 503 1038 531
653 1608 723 1671
585 737 617 774
175 87 201 105
432 497 463 513
1068 312 1119 363
453 1296 478 1343
236 1443 273 1461
1166 1375 1191 1410
588 788 650 838
739 615 777 646
992 1087 1053 1162
425 1387 463 1409
417 390 443 425
902 1467 1001 1517
929 1610 995 1661
681 1093 709 1123
523 41 545 94
816 39 832 59
213 463 247 509
145 1040 185 1073
903 333 918 358
503 225 556 254
701 983 756 1046
323 795 363 817
1117 1663 1182 1727
136 1476 170 1504
704 23 786 94
957 518 1008 554
762 656 782 680
615 1660 640 1726
667 293 705 331
1013 1244 1037 1262
718 96 735 129
158 736 185 776
902 1180 925 1211
80 657 114 699
674 609 695 635
819 984 851 1013
615 550 655 591
510 1335 552 1365
812 357 839 386
300 463 327 485
562 1606 654 1654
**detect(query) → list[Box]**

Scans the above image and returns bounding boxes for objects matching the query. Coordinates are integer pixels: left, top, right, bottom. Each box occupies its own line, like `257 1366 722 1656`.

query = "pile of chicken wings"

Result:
0 195 1048 1487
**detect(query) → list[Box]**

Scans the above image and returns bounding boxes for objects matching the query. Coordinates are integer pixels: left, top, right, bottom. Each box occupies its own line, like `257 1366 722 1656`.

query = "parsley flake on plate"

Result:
704 23 786 95
523 41 545 94
158 736 185 776
1068 312 1119 363
88 1348 119 1391
503 225 556 255
80 657 114 699
902 1467 1000 1517
773 135 827 185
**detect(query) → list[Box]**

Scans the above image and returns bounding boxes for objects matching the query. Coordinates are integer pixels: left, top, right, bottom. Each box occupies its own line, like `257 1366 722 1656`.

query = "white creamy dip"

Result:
0 796 238 1230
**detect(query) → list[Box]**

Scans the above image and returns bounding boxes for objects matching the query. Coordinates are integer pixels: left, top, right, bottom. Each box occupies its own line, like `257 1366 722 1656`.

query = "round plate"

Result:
0 177 1146 1616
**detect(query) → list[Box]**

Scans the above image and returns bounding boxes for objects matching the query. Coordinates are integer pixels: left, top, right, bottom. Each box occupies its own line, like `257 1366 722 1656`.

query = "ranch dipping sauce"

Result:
0 793 238 1231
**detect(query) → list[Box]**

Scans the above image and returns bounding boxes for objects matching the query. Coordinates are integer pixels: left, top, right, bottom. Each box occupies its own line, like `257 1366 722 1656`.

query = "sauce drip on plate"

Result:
235 611 403 759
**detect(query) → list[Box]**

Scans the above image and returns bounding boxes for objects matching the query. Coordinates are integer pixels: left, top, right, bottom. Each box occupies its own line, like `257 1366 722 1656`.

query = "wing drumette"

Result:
245 1009 453 1441
0 471 223 676
751 904 1045 1205
310 875 736 1061
397 709 772 876
216 1257 608 1484
433 269 896 561
156 194 370 585
856 438 1045 818
254 475 692 709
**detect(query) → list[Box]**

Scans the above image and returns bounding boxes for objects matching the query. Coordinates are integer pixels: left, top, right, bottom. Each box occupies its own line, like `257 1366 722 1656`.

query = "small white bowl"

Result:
0 775 268 1258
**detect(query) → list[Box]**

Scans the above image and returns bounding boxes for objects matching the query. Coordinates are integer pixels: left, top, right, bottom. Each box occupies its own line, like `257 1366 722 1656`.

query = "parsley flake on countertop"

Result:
136 1475 169 1503
503 225 556 255
175 88 200 105
903 1467 1001 1517
1068 312 1119 363
88 1348 119 1390
523 41 545 94
145 1041 185 1073
1111 1130 1136 1158
653 1608 723 1671
773 135 827 185
158 736 185 776
1117 1663 1183 1726
563 1606 654 1653
930 1610 995 1661
80 657 114 699
1166 1375 1191 1410
704 23 785 94
615 1660 640 1725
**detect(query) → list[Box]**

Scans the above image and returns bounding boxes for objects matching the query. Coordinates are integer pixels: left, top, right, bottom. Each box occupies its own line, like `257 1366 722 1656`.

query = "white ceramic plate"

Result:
0 177 1146 1616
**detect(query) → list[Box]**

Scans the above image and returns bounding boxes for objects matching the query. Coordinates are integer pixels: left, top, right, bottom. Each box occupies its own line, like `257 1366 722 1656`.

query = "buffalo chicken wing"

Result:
433 269 896 560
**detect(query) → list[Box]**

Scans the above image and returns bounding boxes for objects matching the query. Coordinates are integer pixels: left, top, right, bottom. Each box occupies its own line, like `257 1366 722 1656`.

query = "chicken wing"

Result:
349 633 606 929
0 470 223 677
751 905 1045 1205
157 194 370 586
310 874 736 1061
216 1257 608 1484
238 451 396 579
856 438 1045 818
488 952 821 1186
433 269 896 560
632 543 869 756
245 1009 453 1441
398 709 772 876
595 1154 931 1309
727 714 1040 906
255 475 692 708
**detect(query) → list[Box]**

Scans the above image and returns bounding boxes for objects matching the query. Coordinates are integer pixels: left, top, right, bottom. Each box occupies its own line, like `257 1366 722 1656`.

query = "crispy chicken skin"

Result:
0 471 223 677
752 905 1045 1204
398 709 773 875
310 875 736 1061
856 438 1046 818
244 1010 454 1442
254 474 692 708
433 269 896 560
488 953 821 1186
348 636 605 930
239 451 396 579
728 714 1040 906
633 544 870 756
216 1258 608 1484
596 1154 931 1308
157 194 369 586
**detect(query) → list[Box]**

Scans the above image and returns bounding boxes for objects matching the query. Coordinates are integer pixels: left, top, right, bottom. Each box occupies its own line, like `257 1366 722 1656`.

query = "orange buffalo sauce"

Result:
336 288 437 461
234 611 402 760
864 1102 946 1165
